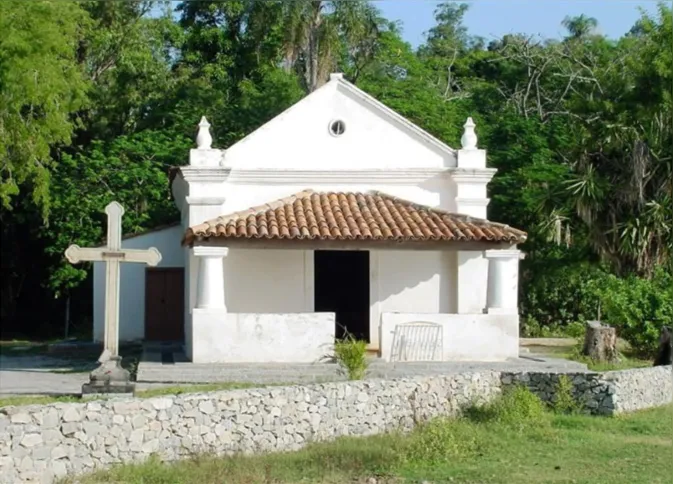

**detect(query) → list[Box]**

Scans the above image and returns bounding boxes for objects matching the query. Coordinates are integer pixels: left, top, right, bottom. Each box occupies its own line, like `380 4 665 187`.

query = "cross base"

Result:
81 356 135 395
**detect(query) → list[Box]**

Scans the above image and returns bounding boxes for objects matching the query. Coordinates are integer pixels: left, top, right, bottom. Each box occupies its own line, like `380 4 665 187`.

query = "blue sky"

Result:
159 1 659 47
375 0 658 47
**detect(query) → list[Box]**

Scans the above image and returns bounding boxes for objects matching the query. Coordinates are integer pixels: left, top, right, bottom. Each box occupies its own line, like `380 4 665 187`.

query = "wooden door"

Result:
145 268 184 341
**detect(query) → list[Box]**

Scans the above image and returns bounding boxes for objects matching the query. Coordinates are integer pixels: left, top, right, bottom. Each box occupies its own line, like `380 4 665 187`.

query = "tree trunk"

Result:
307 11 321 92
653 326 672 366
582 320 618 362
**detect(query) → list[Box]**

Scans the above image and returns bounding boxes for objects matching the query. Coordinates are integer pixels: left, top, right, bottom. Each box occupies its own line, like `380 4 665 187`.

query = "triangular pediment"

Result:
223 75 458 171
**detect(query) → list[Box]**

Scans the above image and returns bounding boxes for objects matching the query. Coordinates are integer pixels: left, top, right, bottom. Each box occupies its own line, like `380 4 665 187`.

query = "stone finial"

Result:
461 117 477 150
329 73 344 81
196 116 212 149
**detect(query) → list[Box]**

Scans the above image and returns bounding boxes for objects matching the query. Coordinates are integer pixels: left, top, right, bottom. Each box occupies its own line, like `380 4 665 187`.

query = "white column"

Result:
484 249 522 314
194 247 228 310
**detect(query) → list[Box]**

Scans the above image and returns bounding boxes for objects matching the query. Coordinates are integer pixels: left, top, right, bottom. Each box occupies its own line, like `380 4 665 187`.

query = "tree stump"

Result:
653 326 672 366
582 320 618 362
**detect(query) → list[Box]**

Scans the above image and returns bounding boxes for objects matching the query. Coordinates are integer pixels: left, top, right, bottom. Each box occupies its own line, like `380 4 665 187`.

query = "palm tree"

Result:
562 14 598 40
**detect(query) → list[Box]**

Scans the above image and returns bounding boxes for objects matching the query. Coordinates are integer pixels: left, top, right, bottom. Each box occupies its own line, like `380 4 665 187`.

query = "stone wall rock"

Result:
501 365 672 416
2 366 670 483
0 372 501 484
603 366 673 414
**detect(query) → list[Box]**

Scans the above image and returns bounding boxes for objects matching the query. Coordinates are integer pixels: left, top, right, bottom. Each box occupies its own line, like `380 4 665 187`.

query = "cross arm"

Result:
65 245 162 266
121 247 162 266
65 245 105 264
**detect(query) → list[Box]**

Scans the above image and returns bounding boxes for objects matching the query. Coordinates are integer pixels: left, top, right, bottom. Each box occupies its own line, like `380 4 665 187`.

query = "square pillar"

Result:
483 249 522 314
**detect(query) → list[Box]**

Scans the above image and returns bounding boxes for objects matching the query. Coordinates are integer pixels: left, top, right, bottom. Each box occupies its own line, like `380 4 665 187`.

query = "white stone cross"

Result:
65 202 161 362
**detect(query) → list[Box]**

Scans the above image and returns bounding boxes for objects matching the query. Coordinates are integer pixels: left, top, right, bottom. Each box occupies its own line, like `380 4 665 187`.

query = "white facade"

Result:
97 74 525 363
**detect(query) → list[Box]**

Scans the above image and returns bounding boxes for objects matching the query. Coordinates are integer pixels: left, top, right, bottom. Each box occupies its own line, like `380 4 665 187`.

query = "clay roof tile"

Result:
183 190 527 246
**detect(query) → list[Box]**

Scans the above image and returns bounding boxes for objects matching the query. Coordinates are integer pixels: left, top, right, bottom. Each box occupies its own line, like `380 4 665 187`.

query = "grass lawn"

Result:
69 401 673 484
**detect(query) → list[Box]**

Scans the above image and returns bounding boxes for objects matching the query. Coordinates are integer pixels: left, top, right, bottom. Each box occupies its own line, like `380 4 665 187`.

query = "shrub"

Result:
332 333 369 380
404 418 478 463
521 319 585 339
552 375 583 414
466 386 549 431
564 321 586 339
521 262 605 332
598 268 673 356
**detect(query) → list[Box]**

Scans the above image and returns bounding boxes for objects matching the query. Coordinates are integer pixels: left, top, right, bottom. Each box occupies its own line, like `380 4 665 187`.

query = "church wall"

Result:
379 313 519 361
222 248 310 313
376 250 455 313
197 178 452 223
223 82 456 171
371 250 456 349
93 225 185 343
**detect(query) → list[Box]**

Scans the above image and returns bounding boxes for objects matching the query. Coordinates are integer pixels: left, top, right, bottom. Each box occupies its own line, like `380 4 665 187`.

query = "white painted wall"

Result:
455 252 489 314
93 225 185 342
377 250 454 314
223 249 309 313
368 250 455 349
191 247 459 354
191 309 334 363
186 179 451 223
379 313 519 362
224 81 456 171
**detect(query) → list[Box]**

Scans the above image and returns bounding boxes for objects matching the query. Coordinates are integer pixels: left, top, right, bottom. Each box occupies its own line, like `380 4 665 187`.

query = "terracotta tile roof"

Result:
183 190 527 245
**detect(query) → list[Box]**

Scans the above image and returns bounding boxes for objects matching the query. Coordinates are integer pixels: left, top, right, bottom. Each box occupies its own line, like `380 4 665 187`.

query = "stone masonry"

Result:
603 366 673 413
0 373 500 484
1 366 671 483
502 365 673 415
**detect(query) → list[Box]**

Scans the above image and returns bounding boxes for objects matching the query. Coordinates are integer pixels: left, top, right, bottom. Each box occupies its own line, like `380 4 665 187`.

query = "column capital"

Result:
483 249 523 260
193 246 229 257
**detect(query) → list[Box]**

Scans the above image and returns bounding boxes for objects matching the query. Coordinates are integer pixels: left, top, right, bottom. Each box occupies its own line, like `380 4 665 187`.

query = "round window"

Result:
329 119 346 136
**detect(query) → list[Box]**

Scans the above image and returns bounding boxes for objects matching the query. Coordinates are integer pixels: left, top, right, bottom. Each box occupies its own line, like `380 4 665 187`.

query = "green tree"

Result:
281 0 383 92
45 130 189 295
79 0 181 140
540 5 672 276
0 0 90 213
357 22 467 145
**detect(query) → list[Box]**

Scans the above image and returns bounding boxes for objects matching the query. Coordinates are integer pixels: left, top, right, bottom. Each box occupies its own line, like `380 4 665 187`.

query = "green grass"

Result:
0 382 277 408
0 395 82 407
525 338 653 371
68 400 673 484
563 345 653 372
134 382 272 398
0 340 54 356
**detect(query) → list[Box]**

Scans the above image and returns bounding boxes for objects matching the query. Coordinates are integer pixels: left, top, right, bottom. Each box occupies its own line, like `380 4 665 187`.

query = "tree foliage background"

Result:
1 1 671 352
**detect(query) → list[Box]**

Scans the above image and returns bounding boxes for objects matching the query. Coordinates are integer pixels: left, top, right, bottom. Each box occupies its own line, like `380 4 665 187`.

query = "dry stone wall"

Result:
1 366 671 483
0 373 500 484
501 371 615 414
502 365 672 415
603 366 673 413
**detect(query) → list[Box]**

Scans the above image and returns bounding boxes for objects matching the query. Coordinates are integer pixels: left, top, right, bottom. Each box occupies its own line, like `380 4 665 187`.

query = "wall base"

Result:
380 312 519 362
190 310 335 363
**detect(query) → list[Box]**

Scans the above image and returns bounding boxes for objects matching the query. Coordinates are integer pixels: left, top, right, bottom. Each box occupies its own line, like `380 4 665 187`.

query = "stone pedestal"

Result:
81 356 135 396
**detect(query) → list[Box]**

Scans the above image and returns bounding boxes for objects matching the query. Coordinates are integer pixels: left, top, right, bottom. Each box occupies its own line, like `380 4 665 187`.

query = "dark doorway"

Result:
145 268 185 341
314 250 370 342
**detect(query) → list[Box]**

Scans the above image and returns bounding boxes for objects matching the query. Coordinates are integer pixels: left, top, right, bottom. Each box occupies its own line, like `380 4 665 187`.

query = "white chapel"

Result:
91 73 527 363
